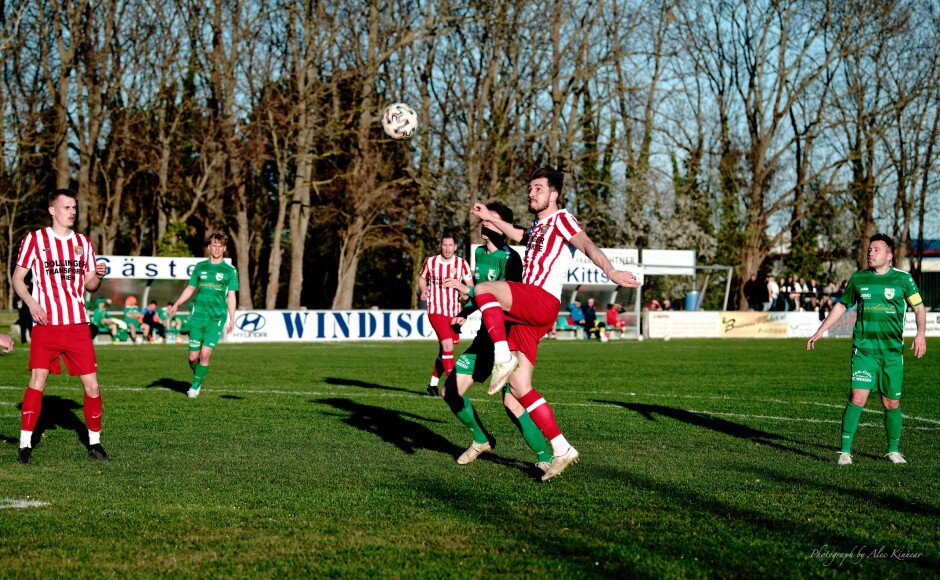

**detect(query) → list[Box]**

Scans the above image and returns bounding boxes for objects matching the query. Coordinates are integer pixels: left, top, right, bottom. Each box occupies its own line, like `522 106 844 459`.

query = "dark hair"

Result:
440 232 456 244
48 188 77 206
869 233 895 253
207 232 229 246
485 201 514 224
529 167 564 196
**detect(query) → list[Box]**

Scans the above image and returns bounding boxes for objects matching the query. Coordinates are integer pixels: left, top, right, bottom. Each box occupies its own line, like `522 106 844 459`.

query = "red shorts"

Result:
29 324 98 376
504 282 560 365
428 313 459 343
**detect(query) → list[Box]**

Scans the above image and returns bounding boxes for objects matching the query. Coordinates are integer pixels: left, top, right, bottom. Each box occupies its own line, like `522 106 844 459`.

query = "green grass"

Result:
1 338 938 577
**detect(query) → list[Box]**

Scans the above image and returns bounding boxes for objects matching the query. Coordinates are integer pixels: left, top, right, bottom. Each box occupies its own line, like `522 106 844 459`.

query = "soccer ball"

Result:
381 102 418 140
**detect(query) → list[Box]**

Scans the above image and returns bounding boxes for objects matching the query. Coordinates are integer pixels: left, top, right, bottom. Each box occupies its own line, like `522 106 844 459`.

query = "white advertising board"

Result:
227 310 446 342
648 311 721 338
97 256 231 280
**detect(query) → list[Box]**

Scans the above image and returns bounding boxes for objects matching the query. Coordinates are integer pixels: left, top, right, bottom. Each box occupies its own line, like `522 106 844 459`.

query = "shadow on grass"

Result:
593 463 940 575
315 397 539 477
220 395 243 400
144 378 191 394
30 395 88 447
748 464 940 519
323 377 417 395
598 401 824 461
1 434 16 445
315 397 461 457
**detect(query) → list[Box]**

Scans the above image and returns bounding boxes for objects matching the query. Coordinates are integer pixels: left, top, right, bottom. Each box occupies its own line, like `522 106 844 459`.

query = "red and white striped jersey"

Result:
16 227 97 325
420 255 472 316
523 209 582 300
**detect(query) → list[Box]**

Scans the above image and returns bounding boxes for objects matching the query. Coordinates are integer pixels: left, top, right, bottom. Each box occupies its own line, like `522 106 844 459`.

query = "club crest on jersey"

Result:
884 288 895 299
75 247 83 256
216 273 223 281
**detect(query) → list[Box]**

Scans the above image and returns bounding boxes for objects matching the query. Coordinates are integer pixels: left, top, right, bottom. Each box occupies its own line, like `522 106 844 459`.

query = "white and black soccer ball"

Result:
381 102 418 140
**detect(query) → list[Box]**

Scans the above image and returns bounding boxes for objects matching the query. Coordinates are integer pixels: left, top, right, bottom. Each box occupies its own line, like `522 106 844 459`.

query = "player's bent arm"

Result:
807 302 847 349
84 261 107 293
471 204 525 243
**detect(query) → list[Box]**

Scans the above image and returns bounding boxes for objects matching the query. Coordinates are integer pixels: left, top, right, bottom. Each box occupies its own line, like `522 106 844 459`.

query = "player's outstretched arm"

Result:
168 286 197 319
806 302 847 350
912 303 927 358
568 231 641 288
471 203 525 242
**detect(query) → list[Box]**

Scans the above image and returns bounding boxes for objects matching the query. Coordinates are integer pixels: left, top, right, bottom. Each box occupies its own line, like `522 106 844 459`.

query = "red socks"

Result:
517 388 561 440
476 293 508 343
21 387 42 432
84 394 103 433
442 350 455 375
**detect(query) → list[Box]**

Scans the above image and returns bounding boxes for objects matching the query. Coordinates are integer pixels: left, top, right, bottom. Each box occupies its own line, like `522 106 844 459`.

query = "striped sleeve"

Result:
15 232 36 270
555 211 583 241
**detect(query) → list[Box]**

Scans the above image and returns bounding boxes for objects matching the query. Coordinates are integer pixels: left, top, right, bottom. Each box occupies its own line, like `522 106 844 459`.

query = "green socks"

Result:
885 407 902 453
189 359 198 373
841 402 863 453
513 410 552 463
454 395 489 445
192 364 209 390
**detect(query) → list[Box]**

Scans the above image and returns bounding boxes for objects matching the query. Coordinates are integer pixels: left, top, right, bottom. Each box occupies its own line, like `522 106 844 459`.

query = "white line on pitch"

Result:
0 498 50 509
2 384 939 426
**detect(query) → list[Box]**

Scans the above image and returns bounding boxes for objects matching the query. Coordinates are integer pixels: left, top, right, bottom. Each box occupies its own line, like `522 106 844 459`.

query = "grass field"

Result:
1 338 938 577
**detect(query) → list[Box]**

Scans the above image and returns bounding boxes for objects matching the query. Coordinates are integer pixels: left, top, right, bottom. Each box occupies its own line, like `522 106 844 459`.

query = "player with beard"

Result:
446 167 641 481
807 233 927 465
440 201 553 472
418 234 472 396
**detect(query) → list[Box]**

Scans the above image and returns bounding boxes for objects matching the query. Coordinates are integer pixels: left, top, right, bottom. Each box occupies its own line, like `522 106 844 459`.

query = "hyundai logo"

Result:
236 312 266 332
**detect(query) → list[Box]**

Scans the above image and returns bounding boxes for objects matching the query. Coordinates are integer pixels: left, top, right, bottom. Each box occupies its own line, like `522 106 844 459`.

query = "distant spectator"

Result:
123 296 141 342
804 278 820 311
607 303 627 335
567 299 586 329
647 298 662 311
16 298 32 344
92 298 121 343
582 297 606 340
662 299 676 311
743 274 762 311
832 280 847 304
141 300 166 342
766 276 780 311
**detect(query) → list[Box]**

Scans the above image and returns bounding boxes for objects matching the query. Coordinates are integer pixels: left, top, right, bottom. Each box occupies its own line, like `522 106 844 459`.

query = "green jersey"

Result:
841 267 922 358
473 244 523 284
188 260 239 321
124 305 140 325
474 246 508 284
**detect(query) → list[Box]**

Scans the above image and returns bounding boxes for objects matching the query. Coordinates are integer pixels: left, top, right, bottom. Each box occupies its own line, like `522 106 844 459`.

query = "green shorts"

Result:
850 354 904 400
189 317 225 351
455 331 495 384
